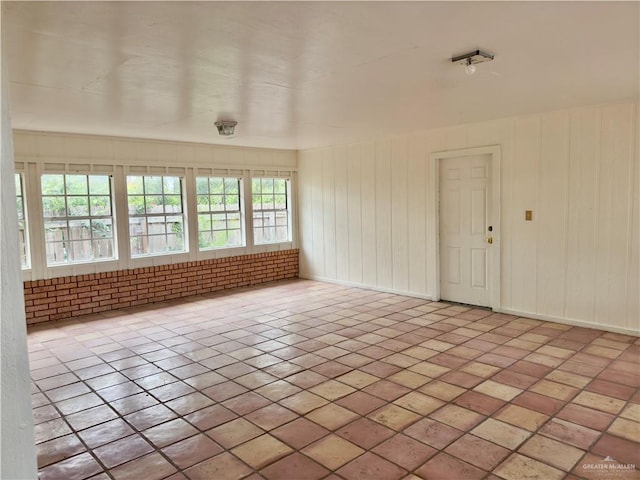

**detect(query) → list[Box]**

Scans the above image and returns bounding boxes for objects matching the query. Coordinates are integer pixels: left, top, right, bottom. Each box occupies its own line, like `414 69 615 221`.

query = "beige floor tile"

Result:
184 452 252 480
529 379 578 401
369 404 421 431
461 362 501 378
620 403 640 422
519 435 585 471
535 345 574 359
544 370 591 388
472 418 531 449
302 434 365 470
335 371 379 389
572 391 626 414
309 380 356 401
231 434 293 469
495 405 549 431
473 380 522 401
607 417 640 442
306 404 358 430
583 345 622 359
393 392 444 415
387 370 431 389
419 340 455 352
206 418 263 449
419 380 466 401
408 362 450 378
430 405 484 430
402 347 438 360
494 454 565 480
280 391 329 414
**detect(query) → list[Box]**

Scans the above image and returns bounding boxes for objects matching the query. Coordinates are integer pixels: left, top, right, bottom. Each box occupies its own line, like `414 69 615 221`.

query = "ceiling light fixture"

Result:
214 120 237 136
452 50 494 75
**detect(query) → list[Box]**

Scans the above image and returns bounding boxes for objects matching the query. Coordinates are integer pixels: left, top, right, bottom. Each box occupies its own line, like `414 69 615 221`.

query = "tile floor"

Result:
28 279 640 480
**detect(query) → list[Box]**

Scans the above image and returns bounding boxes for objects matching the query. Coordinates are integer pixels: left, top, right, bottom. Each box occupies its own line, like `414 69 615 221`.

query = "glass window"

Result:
127 175 186 257
196 176 243 250
15 173 30 268
252 177 290 245
41 174 115 265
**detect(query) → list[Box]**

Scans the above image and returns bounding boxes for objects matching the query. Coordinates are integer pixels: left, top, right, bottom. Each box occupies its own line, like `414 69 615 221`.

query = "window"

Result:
252 177 290 244
127 175 186 257
15 173 30 268
41 174 115 265
196 177 243 250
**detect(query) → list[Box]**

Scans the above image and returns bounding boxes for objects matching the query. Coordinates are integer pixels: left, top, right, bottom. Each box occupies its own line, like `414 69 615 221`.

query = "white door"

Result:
439 154 492 307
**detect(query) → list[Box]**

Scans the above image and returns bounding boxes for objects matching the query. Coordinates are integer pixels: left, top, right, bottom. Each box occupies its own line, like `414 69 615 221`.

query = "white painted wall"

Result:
299 101 639 335
1 5 38 476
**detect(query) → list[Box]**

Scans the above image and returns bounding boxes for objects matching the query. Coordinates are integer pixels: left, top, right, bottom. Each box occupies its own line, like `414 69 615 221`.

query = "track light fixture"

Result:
452 50 494 75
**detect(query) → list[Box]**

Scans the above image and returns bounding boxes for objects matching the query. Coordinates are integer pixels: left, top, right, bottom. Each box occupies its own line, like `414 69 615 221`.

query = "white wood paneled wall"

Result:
298 101 639 335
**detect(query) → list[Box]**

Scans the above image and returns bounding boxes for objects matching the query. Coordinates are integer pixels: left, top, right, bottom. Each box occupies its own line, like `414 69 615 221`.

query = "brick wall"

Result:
24 249 299 325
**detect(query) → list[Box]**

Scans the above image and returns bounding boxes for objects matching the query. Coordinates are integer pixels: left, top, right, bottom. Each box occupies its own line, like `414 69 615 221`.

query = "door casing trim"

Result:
429 145 501 310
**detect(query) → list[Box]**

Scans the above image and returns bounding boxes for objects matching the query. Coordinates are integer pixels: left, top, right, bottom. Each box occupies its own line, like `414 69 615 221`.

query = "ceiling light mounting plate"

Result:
451 50 494 66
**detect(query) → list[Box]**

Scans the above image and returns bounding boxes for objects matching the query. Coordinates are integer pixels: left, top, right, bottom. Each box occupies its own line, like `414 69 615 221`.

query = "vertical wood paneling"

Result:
510 116 540 314
375 140 393 289
298 151 313 277
407 134 427 294
310 151 325 277
595 104 635 326
565 107 599 322
536 112 570 318
498 120 516 309
334 146 349 282
322 149 337 279
296 100 638 333
361 142 377 286
391 138 409 292
347 145 363 284
628 105 639 330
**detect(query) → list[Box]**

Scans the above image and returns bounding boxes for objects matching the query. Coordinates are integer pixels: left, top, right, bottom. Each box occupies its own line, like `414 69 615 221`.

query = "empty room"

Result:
1 2 638 480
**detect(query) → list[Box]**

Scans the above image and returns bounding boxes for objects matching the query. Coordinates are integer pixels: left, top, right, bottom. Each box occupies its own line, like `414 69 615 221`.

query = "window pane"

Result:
127 176 144 194
197 176 244 251
252 178 261 193
65 175 88 195
225 178 239 193
42 174 115 265
145 195 163 214
197 195 210 212
93 238 114 259
90 196 111 216
67 196 89 216
252 178 290 245
196 177 209 194
144 176 162 194
128 196 145 215
163 195 182 213
89 175 110 195
41 174 65 195
163 176 180 194
69 219 91 241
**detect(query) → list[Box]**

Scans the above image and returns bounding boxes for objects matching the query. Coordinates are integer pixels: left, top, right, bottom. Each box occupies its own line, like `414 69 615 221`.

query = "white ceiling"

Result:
4 1 639 150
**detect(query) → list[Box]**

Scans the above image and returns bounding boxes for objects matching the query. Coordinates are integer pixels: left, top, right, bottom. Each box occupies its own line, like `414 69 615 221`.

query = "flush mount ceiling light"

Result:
452 50 494 75
214 120 237 136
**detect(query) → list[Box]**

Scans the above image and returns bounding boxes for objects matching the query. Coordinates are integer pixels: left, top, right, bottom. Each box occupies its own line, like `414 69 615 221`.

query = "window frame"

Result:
251 176 292 246
126 174 188 258
195 176 245 251
15 172 31 270
40 173 117 267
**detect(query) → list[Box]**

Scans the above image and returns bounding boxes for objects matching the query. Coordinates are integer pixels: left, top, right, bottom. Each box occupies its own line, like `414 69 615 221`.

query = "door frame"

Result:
428 145 501 310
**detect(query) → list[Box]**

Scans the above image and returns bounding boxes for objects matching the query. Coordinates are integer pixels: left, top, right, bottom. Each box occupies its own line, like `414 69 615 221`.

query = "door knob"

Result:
487 237 493 244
